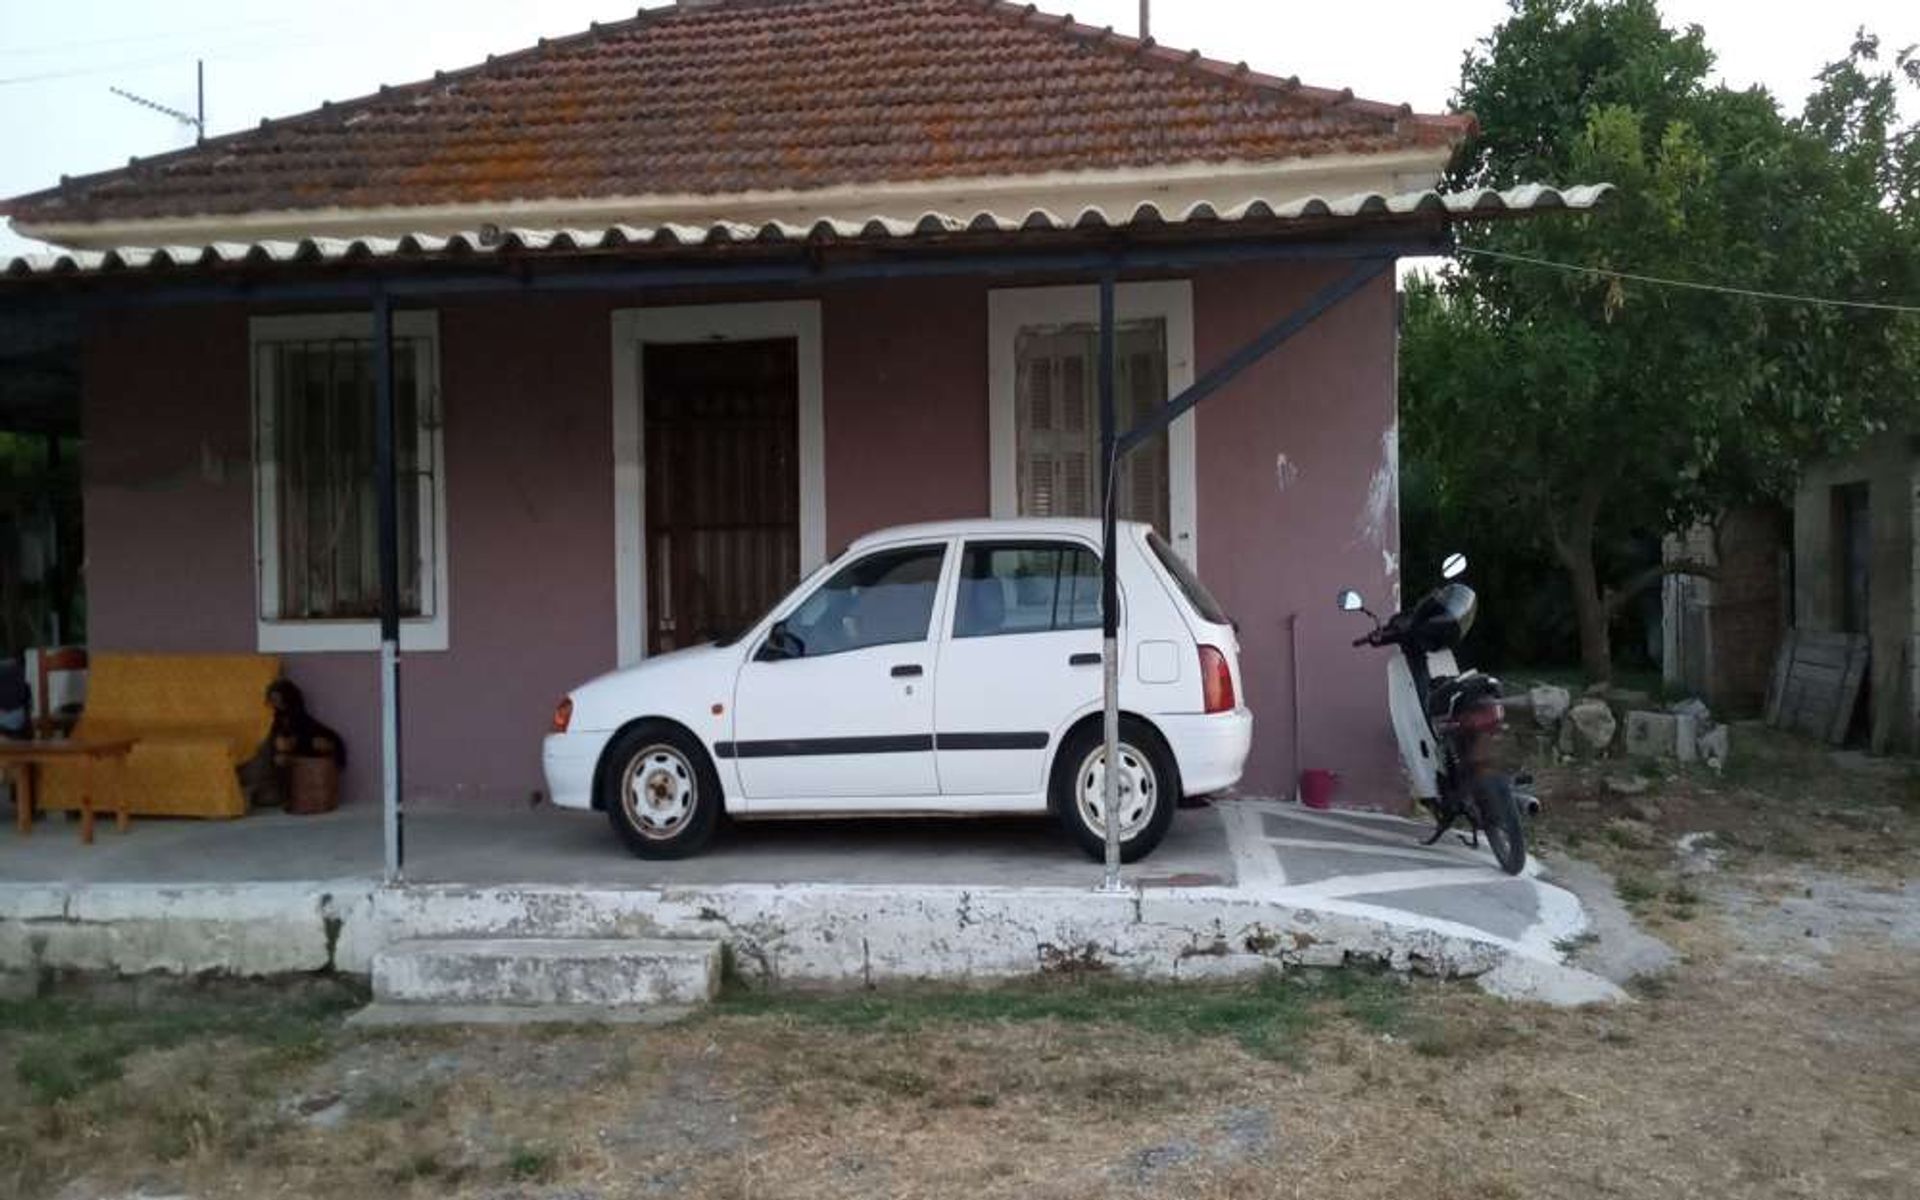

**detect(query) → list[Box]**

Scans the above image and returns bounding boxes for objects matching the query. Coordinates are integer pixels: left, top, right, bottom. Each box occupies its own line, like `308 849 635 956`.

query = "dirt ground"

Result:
4 727 1917 1200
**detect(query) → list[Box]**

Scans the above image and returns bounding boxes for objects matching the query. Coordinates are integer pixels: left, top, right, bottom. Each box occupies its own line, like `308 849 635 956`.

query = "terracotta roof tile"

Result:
4 0 1473 226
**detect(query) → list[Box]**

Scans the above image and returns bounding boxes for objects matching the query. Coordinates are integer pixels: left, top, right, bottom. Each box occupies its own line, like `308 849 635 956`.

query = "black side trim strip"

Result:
715 735 934 759
935 732 1050 751
713 732 1051 759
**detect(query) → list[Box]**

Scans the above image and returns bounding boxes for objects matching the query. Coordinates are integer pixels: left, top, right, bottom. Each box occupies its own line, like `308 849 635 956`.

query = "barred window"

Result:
251 313 446 651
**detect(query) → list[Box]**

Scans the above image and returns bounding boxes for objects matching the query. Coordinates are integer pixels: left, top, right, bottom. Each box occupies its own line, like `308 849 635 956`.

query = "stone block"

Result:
1528 684 1571 728
1698 725 1731 770
1669 697 1712 723
1563 699 1617 757
1623 711 1679 758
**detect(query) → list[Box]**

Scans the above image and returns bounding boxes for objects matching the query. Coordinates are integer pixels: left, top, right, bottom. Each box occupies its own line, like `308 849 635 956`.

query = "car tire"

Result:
599 722 723 860
1050 716 1178 863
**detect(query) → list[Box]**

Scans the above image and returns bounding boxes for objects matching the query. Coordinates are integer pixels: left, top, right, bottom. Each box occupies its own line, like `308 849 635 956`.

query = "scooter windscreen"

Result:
1406 583 1478 652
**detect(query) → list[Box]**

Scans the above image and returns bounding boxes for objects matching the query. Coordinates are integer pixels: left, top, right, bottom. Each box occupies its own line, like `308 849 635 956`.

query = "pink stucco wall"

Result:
1192 266 1402 805
80 265 1400 812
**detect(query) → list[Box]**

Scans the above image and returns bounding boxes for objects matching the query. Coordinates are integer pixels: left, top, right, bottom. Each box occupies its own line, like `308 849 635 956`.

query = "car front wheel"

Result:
600 722 722 859
1051 717 1177 863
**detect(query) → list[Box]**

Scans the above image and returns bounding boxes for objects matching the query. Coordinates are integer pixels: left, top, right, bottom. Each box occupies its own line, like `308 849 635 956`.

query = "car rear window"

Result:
1146 531 1230 626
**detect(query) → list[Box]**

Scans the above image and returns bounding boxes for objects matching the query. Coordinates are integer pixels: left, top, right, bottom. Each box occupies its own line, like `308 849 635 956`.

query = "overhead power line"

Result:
1454 245 1920 315
0 18 295 60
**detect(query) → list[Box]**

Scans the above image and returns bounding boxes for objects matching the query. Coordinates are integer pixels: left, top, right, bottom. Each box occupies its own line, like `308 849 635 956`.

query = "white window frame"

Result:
987 281 1198 565
610 301 826 668
249 311 450 653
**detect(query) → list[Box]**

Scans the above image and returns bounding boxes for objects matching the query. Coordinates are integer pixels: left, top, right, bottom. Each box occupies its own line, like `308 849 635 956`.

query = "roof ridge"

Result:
3 0 1476 227
967 0 1472 131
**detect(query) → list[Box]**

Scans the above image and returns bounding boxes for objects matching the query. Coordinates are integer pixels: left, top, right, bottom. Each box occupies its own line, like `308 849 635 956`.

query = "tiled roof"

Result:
0 186 1612 283
2 0 1472 228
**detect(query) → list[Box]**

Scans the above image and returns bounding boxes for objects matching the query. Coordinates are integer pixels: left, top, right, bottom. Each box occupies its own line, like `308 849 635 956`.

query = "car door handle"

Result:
1069 653 1102 666
891 664 924 678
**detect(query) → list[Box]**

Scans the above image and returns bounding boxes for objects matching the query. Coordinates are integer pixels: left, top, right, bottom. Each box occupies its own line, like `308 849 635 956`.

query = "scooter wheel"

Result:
1474 775 1527 876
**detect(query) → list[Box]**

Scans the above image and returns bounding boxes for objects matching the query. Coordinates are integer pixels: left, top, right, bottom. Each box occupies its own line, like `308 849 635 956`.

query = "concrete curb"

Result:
0 875 1620 1006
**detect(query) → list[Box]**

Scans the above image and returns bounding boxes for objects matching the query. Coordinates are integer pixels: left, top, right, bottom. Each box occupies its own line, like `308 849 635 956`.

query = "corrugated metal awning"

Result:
1 184 1610 282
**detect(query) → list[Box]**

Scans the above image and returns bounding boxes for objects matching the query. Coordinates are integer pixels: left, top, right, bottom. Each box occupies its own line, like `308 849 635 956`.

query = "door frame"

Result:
610 301 825 668
986 280 1198 565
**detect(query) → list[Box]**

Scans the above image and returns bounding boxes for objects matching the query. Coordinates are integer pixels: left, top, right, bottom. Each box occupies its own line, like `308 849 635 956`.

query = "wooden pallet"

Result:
1765 629 1869 745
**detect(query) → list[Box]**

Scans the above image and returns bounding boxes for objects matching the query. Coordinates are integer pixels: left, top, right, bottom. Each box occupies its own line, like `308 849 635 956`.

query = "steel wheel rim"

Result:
1075 742 1157 842
620 744 697 840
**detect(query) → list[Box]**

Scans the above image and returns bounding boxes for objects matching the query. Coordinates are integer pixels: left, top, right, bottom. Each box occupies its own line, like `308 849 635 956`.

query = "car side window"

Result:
773 543 947 658
953 542 1103 639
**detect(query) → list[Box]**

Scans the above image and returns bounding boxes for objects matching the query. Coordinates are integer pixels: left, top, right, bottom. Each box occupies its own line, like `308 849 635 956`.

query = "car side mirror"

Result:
757 621 803 662
1441 552 1468 580
1337 588 1365 613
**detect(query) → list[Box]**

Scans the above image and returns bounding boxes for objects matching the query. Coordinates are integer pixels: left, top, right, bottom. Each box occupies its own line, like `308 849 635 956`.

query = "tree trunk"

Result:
1547 476 1612 685
1566 544 1613 685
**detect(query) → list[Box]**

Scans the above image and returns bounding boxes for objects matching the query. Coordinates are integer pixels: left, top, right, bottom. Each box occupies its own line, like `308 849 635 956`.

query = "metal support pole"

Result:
1097 272 1124 893
373 288 404 883
45 434 62 646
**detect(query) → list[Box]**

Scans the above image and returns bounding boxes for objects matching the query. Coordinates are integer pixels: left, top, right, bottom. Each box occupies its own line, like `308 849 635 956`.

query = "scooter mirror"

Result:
1441 552 1468 580
1337 588 1365 612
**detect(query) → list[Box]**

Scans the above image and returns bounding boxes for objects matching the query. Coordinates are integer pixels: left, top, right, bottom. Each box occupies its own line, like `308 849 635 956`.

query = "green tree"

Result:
1405 0 1920 682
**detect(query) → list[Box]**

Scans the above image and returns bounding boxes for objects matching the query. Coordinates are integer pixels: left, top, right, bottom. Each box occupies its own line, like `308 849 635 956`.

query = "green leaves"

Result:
1406 0 1920 670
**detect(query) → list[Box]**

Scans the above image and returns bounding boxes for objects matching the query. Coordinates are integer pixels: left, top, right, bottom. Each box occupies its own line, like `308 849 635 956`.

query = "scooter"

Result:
1338 554 1531 875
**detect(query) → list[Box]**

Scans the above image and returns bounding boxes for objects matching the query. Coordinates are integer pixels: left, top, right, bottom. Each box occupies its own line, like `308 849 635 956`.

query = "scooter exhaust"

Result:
1513 772 1541 817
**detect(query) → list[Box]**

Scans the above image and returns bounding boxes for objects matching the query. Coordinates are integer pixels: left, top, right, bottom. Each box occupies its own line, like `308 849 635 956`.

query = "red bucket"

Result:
1299 769 1340 810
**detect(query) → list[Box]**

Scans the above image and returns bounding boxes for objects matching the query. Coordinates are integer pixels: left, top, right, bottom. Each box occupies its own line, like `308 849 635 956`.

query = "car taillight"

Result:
1199 645 1236 714
551 698 573 734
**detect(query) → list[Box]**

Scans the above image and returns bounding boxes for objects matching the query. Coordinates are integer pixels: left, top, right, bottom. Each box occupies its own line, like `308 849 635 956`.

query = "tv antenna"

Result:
110 59 204 143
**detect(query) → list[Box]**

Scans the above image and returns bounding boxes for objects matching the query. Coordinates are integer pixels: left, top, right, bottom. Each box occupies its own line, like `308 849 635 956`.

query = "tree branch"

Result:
1603 558 1719 615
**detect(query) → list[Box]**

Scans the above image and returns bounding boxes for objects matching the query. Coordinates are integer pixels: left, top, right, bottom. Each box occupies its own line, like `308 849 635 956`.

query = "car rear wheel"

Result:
1051 717 1177 863
600 722 722 859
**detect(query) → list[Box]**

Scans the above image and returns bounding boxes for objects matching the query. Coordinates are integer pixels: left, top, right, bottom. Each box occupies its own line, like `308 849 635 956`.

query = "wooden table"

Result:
2 739 138 844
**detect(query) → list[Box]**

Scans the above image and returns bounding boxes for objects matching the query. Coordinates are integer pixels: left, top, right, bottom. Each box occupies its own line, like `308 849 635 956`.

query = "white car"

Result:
543 518 1251 861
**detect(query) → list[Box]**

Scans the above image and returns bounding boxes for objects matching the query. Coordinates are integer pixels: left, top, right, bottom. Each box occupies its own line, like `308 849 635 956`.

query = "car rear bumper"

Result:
542 731 611 811
1159 707 1252 796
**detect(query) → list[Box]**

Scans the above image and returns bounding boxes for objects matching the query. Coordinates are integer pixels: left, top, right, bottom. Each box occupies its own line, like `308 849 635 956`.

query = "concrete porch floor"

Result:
0 798 1232 888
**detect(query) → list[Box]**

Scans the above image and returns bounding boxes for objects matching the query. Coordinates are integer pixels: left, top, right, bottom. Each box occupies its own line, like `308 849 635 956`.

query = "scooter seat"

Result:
1428 671 1499 718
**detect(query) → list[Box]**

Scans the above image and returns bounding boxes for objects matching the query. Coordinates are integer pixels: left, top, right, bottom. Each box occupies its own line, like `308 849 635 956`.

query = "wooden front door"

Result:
643 339 800 656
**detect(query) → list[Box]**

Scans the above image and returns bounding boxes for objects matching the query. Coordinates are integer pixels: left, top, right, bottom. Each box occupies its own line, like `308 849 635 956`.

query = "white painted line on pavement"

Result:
1304 896 1531 956
1264 836 1491 869
1219 802 1287 890
1277 865 1517 903
1258 806 1428 845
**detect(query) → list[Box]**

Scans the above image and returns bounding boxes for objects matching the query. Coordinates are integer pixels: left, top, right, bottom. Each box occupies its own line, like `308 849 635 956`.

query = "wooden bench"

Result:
35 653 280 820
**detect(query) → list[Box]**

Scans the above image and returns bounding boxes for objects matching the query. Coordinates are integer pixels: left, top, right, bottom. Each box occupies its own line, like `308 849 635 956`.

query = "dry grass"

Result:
5 944 1917 1200
5 726 1917 1199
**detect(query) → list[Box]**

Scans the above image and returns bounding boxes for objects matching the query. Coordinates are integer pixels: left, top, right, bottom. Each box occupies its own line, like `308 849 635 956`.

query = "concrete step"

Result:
370 937 722 1009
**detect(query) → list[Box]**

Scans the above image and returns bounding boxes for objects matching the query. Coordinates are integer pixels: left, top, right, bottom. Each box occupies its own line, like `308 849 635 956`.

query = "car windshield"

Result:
1146 530 1230 625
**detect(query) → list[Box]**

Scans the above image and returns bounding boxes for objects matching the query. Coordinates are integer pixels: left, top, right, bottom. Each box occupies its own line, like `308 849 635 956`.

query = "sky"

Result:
1 0 1915 258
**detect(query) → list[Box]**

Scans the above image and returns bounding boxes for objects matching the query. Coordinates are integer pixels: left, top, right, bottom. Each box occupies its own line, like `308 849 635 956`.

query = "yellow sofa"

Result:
38 653 280 819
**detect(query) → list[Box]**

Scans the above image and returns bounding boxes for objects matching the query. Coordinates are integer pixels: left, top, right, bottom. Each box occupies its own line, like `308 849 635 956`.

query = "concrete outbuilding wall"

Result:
1791 431 1920 750
1661 506 1787 716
